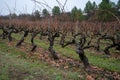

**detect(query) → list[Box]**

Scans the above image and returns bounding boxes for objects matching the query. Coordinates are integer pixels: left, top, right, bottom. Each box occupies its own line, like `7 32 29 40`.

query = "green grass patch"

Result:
85 52 120 72
6 32 120 72
0 39 85 80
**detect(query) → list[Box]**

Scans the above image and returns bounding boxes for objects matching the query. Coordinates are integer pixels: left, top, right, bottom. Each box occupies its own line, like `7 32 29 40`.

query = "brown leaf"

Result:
56 63 60 67
64 66 69 69
87 75 94 80
50 61 56 64
59 59 63 63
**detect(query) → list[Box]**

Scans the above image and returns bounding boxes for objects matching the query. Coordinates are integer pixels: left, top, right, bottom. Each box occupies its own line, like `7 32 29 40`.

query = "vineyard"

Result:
0 0 120 80
0 15 120 79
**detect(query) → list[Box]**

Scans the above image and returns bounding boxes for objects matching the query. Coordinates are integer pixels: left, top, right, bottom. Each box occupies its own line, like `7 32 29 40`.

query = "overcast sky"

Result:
0 0 118 15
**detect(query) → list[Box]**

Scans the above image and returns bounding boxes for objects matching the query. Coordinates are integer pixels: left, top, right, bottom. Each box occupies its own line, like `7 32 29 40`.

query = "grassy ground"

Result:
0 31 120 80
0 39 85 80
12 33 120 73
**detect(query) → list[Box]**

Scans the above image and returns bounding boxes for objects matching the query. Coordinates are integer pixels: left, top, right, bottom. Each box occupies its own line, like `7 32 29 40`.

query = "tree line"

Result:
1 0 120 22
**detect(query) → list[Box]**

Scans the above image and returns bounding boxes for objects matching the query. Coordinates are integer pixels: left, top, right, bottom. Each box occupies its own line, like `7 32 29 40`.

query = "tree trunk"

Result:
76 45 90 68
31 32 37 51
8 29 13 42
16 30 29 47
48 36 59 60
104 43 120 55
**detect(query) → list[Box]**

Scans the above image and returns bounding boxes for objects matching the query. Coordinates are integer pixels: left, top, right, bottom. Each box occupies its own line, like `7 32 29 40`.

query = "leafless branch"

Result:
31 0 52 10
56 0 68 12
5 2 12 26
14 0 17 13
62 0 68 12
56 0 63 10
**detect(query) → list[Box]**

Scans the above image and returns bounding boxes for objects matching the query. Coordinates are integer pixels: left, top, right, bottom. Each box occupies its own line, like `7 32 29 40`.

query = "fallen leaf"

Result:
64 66 69 69
87 75 94 80
56 63 60 67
